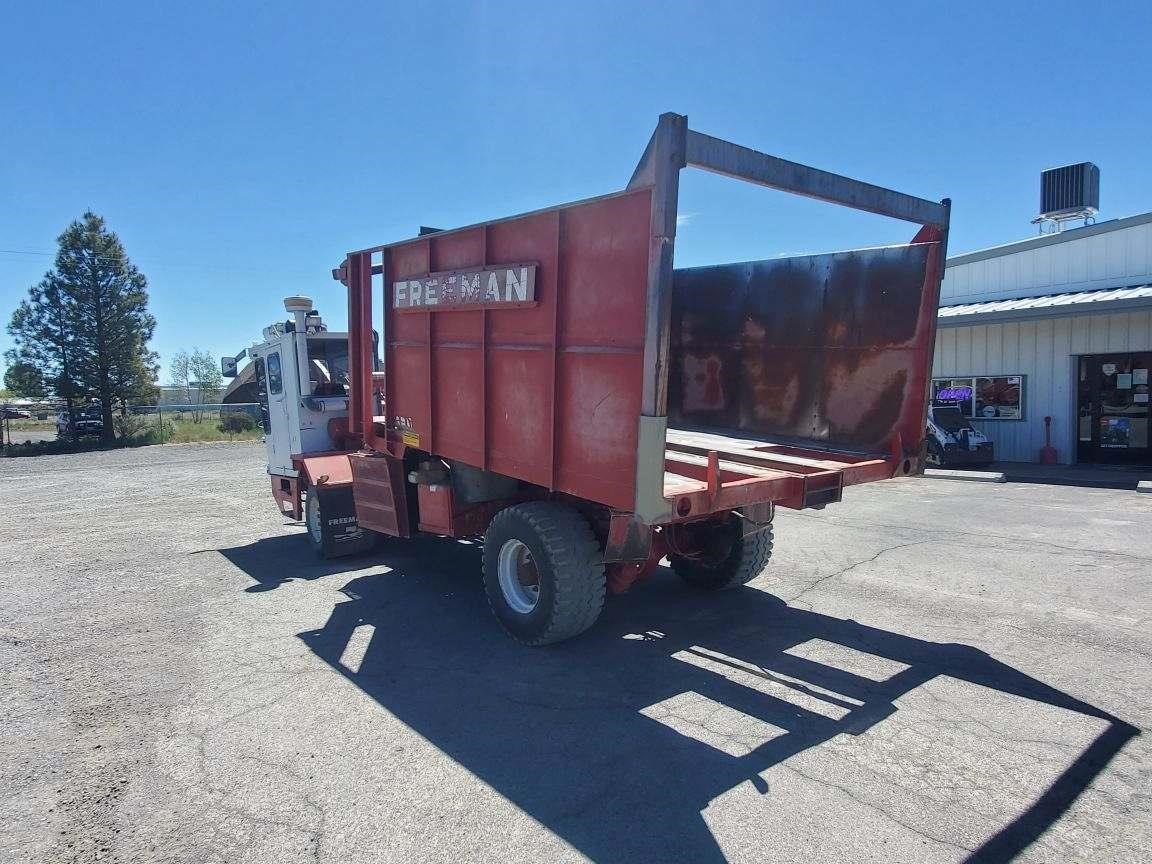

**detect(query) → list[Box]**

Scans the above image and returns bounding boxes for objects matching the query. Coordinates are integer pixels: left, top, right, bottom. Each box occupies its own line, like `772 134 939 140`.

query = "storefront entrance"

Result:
1077 352 1151 464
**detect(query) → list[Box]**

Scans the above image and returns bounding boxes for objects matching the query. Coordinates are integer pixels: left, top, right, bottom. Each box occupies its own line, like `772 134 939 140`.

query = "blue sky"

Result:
3 1 1150 382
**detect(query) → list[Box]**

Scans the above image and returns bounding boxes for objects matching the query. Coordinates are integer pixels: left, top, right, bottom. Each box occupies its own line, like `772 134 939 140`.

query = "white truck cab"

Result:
224 296 352 479
224 296 377 557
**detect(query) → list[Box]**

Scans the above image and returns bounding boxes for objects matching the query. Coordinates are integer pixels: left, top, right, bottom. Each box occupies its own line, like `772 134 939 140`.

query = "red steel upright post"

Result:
345 252 374 447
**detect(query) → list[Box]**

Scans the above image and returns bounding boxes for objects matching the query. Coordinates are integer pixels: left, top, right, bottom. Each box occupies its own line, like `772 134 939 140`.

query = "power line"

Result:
0 248 322 276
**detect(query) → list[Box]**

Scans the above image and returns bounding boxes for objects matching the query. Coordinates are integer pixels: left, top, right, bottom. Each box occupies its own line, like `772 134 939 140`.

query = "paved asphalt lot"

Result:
2 443 1149 863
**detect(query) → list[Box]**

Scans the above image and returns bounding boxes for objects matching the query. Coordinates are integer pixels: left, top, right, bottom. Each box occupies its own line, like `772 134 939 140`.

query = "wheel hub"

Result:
497 539 541 614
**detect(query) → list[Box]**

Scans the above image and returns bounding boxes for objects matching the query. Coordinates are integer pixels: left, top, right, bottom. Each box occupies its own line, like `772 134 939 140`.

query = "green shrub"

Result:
114 414 174 444
218 413 256 437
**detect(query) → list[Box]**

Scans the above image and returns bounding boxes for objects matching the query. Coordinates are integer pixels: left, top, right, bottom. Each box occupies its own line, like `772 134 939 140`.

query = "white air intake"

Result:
283 295 314 314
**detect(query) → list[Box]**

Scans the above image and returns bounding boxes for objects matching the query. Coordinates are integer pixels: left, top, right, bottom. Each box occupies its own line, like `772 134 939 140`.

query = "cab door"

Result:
262 346 297 474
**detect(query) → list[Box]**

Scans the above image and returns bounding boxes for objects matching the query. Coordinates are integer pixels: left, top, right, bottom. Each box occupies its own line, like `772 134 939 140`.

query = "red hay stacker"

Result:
241 113 950 645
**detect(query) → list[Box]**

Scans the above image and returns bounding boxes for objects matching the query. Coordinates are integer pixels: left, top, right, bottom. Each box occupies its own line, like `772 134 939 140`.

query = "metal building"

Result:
933 211 1152 465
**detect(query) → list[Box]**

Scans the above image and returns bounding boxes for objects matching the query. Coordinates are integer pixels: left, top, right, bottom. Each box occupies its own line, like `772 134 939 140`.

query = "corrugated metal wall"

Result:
942 219 1152 304
934 309 1152 463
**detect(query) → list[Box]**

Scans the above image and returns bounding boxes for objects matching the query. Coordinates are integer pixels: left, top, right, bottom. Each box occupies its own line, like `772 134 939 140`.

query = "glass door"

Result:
1077 353 1151 464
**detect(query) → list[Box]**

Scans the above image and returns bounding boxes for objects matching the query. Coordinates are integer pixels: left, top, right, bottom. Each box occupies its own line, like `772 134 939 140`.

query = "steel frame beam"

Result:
683 129 949 227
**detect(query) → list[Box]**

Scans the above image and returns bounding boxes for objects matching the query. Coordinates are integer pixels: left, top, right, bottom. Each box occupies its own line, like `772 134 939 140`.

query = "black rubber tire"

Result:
670 515 774 590
925 439 945 468
482 502 606 646
305 488 377 559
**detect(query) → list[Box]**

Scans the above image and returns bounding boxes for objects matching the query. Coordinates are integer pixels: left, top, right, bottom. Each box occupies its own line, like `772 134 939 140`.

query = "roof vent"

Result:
1034 162 1099 233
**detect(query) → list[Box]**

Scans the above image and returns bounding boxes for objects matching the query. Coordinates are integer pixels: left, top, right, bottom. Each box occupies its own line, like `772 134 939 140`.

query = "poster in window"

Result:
1100 417 1131 448
975 376 1023 419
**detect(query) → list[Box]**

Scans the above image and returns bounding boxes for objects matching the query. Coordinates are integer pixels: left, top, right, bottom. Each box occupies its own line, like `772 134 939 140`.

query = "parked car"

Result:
57 407 105 439
1 406 33 419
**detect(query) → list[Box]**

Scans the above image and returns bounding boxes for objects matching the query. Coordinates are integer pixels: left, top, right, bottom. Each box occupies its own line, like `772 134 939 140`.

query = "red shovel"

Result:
1040 416 1059 464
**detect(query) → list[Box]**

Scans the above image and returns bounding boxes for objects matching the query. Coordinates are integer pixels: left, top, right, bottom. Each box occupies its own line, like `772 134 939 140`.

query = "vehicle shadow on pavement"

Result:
218 532 367 592
226 534 1138 863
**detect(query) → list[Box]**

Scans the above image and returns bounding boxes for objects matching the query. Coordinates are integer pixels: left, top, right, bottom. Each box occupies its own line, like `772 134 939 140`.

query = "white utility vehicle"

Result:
925 403 994 467
223 296 374 556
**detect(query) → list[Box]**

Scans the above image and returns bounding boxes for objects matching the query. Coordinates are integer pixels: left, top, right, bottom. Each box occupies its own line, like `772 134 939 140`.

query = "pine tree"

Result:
6 274 83 426
3 362 46 398
6 212 159 440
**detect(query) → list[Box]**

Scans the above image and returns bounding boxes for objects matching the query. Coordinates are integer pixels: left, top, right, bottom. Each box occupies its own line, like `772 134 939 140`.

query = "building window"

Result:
932 376 1024 420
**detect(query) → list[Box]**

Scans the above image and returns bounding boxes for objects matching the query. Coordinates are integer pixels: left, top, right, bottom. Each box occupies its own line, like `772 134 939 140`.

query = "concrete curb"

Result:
1139 480 1152 494
923 469 1007 483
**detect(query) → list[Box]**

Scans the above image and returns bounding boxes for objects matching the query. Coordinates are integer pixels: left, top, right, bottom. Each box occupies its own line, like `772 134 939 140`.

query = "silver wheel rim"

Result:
497 539 540 614
306 493 322 544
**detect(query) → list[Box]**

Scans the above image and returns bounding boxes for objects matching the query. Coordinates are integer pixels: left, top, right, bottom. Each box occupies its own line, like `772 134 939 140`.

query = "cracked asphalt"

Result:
2 442 1150 863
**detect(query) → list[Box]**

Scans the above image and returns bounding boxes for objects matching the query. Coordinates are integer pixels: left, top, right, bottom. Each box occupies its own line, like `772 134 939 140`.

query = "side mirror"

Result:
221 356 238 378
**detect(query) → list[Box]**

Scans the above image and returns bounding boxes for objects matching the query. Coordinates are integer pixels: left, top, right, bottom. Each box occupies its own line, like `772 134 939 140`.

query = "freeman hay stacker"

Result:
235 113 950 645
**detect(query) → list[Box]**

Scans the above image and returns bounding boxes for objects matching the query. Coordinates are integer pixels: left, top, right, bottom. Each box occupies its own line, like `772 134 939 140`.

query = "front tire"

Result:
925 439 945 468
482 502 605 646
670 514 774 590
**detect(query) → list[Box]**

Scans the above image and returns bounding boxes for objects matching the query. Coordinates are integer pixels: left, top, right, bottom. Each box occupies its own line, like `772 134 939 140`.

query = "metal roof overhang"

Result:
937 285 1152 326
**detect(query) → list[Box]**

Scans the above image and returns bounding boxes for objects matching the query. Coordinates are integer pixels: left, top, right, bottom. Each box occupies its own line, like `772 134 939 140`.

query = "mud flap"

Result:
314 485 372 556
349 452 412 537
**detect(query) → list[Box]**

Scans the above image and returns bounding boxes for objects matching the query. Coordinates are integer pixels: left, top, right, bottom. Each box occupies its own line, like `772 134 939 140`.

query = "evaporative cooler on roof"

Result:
1040 162 1100 219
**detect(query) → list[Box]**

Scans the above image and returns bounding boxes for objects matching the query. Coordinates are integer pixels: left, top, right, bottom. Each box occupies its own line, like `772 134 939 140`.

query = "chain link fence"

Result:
2 400 263 452
120 402 264 444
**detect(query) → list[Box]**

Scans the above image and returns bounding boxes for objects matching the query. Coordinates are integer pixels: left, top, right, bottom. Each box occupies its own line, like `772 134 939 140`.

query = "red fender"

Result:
271 452 356 521
294 452 355 488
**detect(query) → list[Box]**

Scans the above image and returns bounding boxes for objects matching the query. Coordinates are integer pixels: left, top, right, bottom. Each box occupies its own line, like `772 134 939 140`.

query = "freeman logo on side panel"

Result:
393 264 537 310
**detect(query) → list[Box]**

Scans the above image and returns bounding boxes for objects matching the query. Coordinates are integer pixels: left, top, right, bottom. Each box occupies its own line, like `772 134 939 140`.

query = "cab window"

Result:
306 338 349 396
267 352 283 395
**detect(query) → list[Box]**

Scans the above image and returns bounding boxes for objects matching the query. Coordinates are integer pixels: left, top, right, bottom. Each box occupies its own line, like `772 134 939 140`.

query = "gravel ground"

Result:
1 442 1149 863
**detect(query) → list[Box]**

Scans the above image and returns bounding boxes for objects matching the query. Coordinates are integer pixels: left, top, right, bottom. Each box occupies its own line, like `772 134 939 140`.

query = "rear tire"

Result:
482 502 605 646
670 514 774 590
305 487 377 559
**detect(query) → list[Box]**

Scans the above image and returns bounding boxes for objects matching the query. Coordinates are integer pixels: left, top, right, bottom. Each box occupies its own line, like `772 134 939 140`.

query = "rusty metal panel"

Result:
379 188 653 512
553 191 651 509
431 345 485 468
349 452 411 537
669 242 941 455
